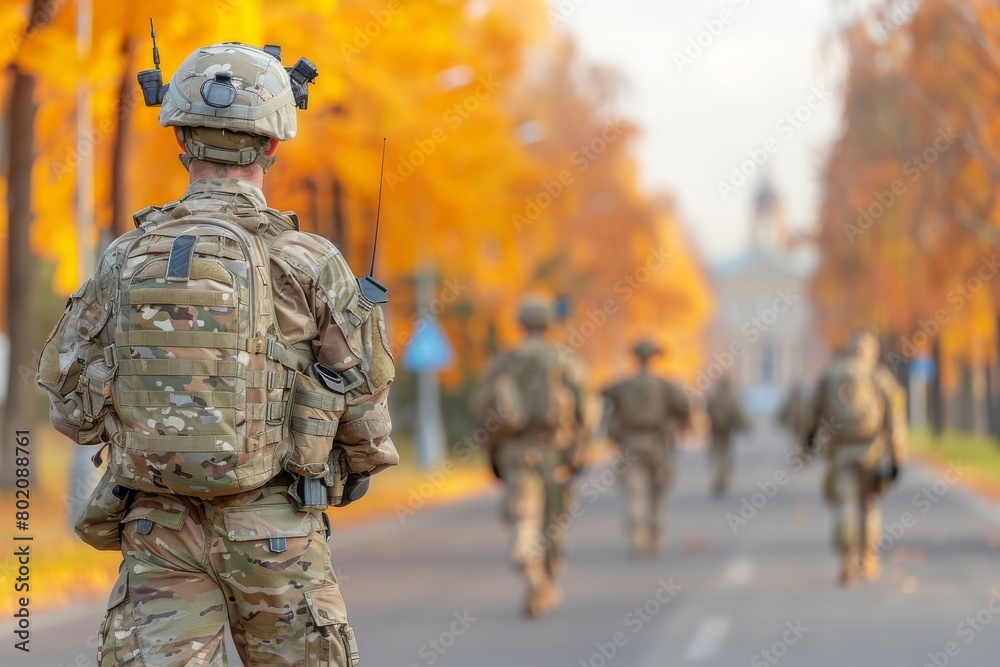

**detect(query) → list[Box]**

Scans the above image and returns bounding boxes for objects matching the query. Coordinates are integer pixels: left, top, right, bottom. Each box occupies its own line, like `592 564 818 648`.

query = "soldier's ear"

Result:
263 138 279 157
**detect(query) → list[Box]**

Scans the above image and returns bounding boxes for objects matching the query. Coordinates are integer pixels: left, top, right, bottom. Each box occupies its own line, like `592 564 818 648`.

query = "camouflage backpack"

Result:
821 357 885 442
473 343 573 439
108 215 310 497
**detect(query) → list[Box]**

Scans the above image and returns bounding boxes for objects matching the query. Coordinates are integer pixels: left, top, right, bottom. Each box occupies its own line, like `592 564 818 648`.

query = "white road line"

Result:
682 616 732 663
719 557 755 588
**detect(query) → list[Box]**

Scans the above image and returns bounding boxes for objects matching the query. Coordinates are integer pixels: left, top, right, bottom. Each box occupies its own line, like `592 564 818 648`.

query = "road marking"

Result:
682 616 731 663
719 557 754 588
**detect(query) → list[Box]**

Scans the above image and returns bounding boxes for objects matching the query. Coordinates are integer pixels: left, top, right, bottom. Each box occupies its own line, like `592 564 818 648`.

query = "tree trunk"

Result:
929 338 944 439
2 0 57 488
2 69 39 488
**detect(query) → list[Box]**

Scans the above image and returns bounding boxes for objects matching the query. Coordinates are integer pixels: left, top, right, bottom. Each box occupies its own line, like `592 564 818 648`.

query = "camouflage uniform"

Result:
809 331 906 585
705 377 748 498
479 297 587 617
602 340 690 556
38 42 394 667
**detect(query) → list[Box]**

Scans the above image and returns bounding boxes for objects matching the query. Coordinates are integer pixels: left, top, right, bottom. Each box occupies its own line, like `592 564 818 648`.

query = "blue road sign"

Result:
402 318 454 372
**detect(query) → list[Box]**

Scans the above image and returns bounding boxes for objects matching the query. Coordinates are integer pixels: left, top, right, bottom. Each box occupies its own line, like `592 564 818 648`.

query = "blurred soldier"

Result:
705 375 749 497
37 42 396 666
779 383 811 459
807 329 907 586
472 295 588 617
602 340 690 557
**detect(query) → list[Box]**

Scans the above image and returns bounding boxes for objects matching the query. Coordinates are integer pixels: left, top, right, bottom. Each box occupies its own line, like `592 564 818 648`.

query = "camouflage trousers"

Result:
496 438 569 589
709 434 733 496
825 447 882 560
616 438 671 546
98 485 359 667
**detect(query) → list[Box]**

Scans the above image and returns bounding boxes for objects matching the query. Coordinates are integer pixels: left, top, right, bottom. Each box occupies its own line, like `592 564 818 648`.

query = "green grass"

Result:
911 428 1000 481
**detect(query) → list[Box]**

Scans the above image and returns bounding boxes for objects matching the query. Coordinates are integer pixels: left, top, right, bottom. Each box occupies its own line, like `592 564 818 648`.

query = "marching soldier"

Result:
705 375 749 497
807 329 907 586
473 295 588 617
37 41 396 666
602 340 690 557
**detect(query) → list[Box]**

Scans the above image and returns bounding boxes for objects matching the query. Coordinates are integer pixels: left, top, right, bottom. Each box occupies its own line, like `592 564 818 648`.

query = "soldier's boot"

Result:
524 562 552 618
859 547 881 581
838 549 858 587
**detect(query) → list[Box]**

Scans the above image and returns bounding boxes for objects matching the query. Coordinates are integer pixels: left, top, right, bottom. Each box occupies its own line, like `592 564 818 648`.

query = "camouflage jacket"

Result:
706 386 749 437
37 178 397 476
601 371 690 444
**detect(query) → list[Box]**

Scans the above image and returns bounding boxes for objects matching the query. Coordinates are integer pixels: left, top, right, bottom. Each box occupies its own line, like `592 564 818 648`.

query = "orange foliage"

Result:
814 0 1000 382
6 0 711 384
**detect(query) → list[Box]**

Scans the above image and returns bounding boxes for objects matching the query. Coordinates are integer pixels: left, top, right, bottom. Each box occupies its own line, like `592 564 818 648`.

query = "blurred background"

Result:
3 0 1000 665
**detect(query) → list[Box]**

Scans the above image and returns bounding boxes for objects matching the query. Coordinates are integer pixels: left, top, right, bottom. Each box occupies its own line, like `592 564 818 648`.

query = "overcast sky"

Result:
562 0 859 262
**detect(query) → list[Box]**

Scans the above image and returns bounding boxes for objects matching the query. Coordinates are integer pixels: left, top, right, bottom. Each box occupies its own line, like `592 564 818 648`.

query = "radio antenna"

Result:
150 18 160 70
357 138 390 305
369 137 387 277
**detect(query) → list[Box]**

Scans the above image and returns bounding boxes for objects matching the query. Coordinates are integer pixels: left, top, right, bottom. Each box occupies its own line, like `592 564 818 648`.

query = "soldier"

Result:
473 295 588 617
602 340 690 557
36 42 396 666
705 375 749 497
778 383 811 460
807 329 906 586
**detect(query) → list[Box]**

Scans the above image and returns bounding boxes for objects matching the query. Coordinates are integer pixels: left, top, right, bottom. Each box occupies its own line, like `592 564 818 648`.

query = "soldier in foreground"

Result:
473 295 588 617
37 40 396 666
705 375 749 497
602 340 690 557
807 329 906 586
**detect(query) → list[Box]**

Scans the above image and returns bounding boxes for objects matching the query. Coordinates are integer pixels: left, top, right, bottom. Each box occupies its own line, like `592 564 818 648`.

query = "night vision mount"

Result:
137 19 319 110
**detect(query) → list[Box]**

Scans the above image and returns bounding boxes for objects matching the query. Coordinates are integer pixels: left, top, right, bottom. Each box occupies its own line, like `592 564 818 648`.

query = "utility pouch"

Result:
286 367 347 479
74 465 135 551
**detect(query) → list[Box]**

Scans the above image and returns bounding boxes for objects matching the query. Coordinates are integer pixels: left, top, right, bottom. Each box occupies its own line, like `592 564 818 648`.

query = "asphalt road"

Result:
15 426 1000 666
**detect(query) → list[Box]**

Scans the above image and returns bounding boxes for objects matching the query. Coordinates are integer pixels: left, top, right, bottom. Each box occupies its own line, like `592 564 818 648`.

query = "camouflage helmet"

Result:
632 339 662 361
517 295 555 330
159 43 297 172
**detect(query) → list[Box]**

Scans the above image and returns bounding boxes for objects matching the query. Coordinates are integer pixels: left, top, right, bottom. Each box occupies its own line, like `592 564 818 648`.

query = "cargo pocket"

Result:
98 566 144 666
121 497 189 547
287 372 346 479
305 585 359 667
79 356 116 424
74 466 133 551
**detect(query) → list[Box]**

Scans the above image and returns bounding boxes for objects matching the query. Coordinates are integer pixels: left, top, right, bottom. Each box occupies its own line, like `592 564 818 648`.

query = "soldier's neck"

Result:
189 159 264 190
